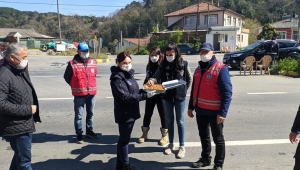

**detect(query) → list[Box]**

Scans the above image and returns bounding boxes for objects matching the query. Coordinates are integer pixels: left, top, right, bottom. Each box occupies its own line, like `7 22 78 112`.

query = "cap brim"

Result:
200 48 212 51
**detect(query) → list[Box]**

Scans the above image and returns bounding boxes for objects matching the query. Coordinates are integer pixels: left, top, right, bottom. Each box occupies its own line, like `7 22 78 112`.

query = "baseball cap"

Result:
78 42 89 51
200 43 214 51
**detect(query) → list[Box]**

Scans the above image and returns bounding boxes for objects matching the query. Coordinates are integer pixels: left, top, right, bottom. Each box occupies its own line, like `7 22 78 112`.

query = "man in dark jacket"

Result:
64 42 98 144
0 43 41 170
265 37 279 67
289 105 300 170
187 43 232 170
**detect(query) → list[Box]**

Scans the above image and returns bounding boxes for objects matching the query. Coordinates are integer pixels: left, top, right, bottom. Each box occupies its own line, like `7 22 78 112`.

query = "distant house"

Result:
0 28 54 42
257 18 299 41
161 2 249 52
115 38 150 52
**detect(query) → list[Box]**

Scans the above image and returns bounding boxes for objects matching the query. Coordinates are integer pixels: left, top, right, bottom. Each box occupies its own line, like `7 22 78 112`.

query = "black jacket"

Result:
0 59 41 136
110 66 148 123
291 105 300 134
265 40 279 55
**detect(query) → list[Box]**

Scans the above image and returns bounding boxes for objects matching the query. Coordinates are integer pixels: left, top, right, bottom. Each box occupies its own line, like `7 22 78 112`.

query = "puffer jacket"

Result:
0 59 41 136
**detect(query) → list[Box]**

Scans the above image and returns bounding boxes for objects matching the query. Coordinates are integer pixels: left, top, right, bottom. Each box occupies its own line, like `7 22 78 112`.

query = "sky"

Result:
0 0 137 17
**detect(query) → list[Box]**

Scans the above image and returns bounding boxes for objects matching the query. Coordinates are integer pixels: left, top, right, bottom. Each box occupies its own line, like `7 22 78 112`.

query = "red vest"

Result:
70 59 97 96
192 61 225 110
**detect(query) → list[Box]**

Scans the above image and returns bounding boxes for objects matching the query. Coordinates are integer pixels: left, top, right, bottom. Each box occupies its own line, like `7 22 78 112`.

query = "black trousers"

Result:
294 142 300 170
196 114 225 167
117 120 135 165
143 96 167 129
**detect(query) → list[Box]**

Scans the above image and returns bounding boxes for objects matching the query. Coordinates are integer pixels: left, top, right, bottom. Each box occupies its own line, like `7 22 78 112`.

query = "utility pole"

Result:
194 0 200 46
57 0 62 43
207 3 210 34
138 24 140 52
120 31 123 51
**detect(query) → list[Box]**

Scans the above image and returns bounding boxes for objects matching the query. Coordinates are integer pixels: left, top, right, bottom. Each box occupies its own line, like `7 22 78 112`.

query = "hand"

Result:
217 115 226 124
35 122 40 124
187 109 194 118
146 80 154 86
289 132 299 144
139 89 146 94
147 90 157 98
31 105 37 114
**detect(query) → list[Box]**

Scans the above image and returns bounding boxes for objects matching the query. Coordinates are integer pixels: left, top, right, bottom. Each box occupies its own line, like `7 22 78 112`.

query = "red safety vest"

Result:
192 61 225 110
70 59 97 96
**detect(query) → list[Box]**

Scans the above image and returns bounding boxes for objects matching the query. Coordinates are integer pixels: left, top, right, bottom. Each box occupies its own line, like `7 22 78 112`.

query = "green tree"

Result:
169 30 183 44
243 18 261 44
257 23 279 40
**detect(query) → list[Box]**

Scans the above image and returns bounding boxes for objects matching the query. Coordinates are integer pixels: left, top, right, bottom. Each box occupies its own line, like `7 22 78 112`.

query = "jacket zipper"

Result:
85 60 89 94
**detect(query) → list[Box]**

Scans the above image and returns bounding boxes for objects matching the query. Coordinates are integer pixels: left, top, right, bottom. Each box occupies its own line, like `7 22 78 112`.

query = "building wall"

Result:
276 28 292 39
167 16 184 28
210 30 238 52
116 40 137 52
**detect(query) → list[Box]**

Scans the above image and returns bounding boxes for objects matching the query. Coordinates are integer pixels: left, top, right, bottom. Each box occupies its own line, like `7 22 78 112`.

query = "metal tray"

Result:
144 80 186 94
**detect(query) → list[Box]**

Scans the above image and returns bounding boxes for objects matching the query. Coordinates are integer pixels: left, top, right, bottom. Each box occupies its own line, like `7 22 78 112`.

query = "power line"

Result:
0 0 125 7
48 0 55 13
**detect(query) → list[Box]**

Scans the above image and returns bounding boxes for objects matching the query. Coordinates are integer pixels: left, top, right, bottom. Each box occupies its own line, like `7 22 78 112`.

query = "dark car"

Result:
223 39 300 69
177 44 197 55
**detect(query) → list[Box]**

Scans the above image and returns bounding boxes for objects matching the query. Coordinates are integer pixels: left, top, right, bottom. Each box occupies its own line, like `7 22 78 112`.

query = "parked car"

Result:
223 39 300 69
177 44 197 55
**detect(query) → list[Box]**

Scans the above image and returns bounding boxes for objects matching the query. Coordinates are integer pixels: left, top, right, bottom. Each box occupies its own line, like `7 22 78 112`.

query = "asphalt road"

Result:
0 54 299 170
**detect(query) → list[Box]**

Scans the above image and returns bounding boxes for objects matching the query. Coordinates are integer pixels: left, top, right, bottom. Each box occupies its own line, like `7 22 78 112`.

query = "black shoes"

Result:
76 134 84 144
212 165 223 170
122 164 136 170
192 158 211 168
86 131 99 139
116 163 123 170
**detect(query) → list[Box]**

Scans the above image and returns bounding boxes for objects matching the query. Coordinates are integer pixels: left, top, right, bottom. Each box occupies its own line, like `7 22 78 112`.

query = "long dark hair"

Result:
146 46 164 70
163 43 184 71
115 52 132 64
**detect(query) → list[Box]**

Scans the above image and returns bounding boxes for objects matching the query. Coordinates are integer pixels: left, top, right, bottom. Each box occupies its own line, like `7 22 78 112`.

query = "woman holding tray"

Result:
138 46 169 146
147 43 192 159
110 52 157 170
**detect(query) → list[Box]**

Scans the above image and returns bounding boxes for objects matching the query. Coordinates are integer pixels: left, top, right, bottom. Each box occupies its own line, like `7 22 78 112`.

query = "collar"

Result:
3 58 25 75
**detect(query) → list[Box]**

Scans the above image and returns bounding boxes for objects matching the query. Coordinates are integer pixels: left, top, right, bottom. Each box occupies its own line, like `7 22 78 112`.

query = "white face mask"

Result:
150 56 159 63
80 52 89 59
200 54 212 62
166 56 175 62
14 56 28 70
121 63 132 72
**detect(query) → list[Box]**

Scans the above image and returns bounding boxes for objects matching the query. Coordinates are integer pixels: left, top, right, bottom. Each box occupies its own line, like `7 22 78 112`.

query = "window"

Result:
237 35 240 42
238 19 241 26
278 32 286 39
225 35 228 42
205 14 218 25
286 42 297 47
241 35 243 42
226 16 231 25
220 34 228 42
293 31 298 41
233 18 236 26
185 16 197 26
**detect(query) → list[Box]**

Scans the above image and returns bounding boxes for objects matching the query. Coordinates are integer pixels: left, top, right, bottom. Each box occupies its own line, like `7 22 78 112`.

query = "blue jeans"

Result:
163 99 186 146
74 95 96 135
3 133 33 170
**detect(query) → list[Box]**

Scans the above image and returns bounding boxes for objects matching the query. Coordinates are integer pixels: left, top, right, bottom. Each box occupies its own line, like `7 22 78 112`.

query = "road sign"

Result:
89 39 96 48
98 38 103 48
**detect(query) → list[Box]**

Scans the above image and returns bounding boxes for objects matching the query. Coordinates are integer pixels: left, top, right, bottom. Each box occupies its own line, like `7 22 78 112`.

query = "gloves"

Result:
147 90 157 98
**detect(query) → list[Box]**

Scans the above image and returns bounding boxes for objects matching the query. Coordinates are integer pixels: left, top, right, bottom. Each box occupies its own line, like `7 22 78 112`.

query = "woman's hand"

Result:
146 80 154 86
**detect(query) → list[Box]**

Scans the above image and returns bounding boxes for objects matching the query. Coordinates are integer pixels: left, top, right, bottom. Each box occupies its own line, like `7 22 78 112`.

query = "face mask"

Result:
0 51 5 58
166 56 175 62
150 56 159 63
121 63 132 72
14 56 28 70
80 52 89 59
200 54 212 62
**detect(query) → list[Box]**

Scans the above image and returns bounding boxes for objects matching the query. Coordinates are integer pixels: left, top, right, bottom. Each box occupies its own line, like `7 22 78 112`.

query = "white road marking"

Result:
247 92 287 95
38 98 73 101
134 139 290 148
31 76 55 78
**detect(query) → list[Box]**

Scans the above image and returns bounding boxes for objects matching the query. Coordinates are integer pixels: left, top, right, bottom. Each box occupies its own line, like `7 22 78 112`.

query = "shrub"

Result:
273 58 300 73
135 49 149 55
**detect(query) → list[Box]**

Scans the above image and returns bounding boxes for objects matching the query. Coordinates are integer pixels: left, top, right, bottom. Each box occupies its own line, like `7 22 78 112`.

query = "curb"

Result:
95 58 111 64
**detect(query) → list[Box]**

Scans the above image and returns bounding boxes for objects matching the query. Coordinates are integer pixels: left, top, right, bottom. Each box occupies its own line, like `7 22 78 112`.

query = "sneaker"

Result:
164 143 175 155
122 164 136 170
86 131 99 139
192 158 211 168
176 146 186 159
76 134 84 144
212 165 223 170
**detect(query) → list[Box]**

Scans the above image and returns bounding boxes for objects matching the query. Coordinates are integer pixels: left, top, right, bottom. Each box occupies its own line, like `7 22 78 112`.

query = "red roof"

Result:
164 3 223 17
